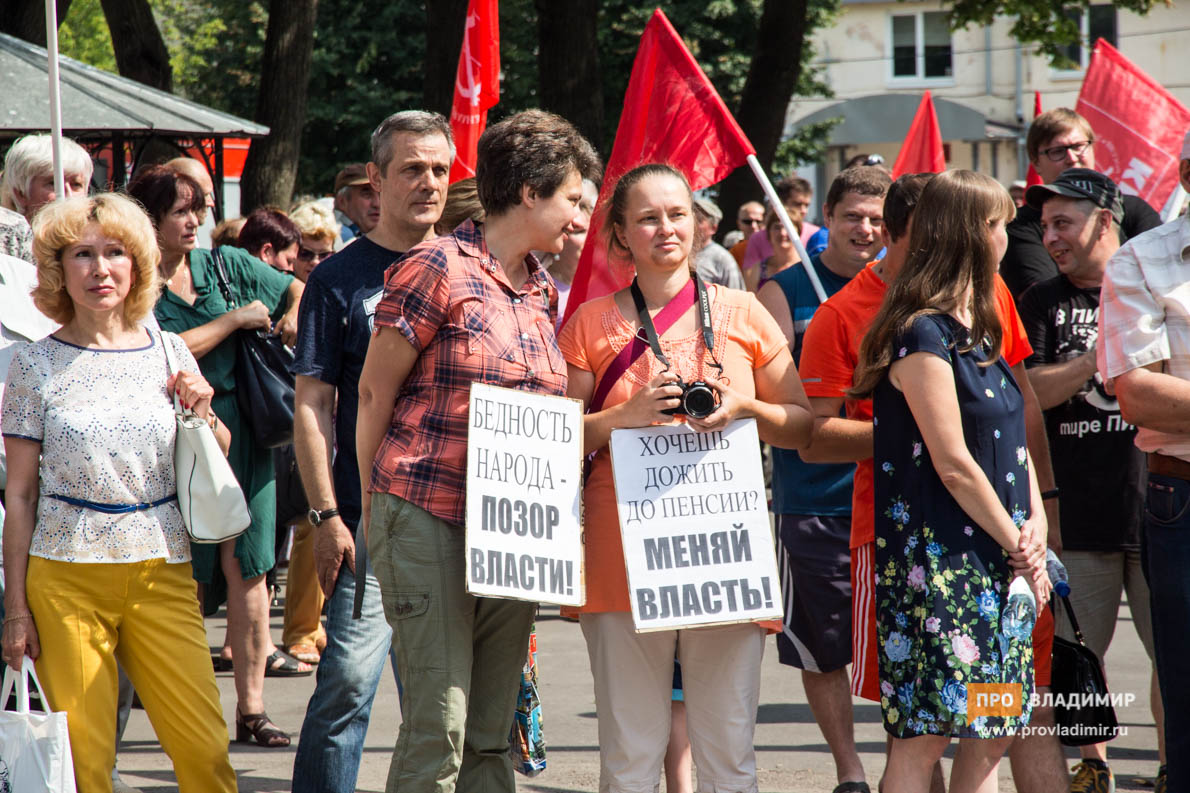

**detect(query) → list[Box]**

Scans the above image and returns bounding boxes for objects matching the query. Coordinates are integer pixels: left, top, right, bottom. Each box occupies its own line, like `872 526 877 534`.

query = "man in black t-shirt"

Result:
1001 107 1163 298
1018 169 1163 792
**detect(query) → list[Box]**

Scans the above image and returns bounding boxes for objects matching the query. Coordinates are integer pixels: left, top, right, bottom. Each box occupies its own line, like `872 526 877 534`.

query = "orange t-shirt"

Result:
558 286 787 614
729 238 748 267
798 268 1032 550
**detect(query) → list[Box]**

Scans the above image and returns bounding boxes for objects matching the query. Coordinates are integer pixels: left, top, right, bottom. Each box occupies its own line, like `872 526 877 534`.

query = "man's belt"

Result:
1149 453 1190 481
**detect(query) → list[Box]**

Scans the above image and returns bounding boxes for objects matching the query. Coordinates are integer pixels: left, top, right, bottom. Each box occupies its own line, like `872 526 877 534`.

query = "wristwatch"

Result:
308 506 340 526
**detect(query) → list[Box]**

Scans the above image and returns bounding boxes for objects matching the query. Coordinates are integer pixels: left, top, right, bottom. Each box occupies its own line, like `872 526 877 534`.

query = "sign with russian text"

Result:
466 383 584 607
609 419 781 631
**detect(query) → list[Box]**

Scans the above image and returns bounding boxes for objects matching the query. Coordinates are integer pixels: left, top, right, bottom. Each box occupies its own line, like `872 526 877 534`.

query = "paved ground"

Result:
115 586 1163 792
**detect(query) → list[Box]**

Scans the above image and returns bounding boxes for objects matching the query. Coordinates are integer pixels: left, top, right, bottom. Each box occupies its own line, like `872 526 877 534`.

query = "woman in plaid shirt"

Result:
356 110 601 793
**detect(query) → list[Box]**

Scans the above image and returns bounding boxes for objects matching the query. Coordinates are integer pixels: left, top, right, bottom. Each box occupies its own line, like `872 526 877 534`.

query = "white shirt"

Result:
1 331 198 564
0 253 58 489
1099 215 1190 459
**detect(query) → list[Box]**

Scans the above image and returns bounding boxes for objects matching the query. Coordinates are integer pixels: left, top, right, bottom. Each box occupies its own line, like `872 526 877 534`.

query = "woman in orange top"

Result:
558 163 814 792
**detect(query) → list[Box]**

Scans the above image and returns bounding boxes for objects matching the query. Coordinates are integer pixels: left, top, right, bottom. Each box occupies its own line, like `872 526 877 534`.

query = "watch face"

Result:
307 508 321 526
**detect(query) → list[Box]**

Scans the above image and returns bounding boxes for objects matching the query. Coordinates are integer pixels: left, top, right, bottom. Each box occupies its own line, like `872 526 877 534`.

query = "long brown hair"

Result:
850 170 1015 398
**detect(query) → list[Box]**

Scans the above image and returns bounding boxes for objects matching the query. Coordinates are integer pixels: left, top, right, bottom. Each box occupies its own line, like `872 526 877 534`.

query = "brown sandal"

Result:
235 708 291 747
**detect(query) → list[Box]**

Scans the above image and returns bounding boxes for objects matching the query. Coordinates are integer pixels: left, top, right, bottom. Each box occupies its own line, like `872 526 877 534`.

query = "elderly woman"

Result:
127 164 309 747
1 133 93 223
288 201 339 283
0 193 237 792
558 163 814 793
356 109 600 791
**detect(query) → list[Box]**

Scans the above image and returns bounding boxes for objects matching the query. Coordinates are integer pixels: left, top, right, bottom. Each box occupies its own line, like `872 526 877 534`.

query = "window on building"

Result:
891 11 953 81
1057 4 1118 71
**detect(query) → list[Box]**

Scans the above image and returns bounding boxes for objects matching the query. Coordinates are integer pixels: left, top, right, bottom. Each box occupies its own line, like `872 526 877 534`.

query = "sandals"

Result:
831 783 871 793
285 643 321 665
265 648 313 677
235 708 291 747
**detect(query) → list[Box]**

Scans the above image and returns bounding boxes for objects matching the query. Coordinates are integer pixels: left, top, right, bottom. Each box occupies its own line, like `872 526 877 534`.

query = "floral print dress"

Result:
872 314 1033 738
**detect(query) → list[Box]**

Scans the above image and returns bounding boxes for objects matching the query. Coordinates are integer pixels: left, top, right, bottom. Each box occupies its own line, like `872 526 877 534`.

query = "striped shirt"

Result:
1099 215 1190 459
368 219 568 526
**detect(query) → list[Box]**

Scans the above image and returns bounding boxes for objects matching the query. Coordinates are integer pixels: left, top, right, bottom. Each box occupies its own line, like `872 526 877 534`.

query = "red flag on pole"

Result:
562 8 755 326
448 0 500 184
1026 91 1043 187
1075 39 1190 212
891 92 945 179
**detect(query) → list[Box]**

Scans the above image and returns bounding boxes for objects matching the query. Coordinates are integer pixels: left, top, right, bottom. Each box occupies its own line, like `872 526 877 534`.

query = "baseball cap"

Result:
693 197 723 223
1025 167 1124 223
334 163 370 193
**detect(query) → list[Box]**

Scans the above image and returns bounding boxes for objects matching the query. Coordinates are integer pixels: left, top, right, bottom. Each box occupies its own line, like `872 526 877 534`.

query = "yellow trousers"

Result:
27 556 237 793
282 516 326 649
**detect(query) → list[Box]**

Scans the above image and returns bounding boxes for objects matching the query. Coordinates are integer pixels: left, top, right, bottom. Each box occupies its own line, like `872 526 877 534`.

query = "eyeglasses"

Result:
297 247 334 262
1040 140 1092 162
740 218 763 227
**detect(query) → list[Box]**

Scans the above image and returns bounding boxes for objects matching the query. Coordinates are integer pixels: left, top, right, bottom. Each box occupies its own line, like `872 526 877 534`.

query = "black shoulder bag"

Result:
210 247 296 449
1049 594 1120 746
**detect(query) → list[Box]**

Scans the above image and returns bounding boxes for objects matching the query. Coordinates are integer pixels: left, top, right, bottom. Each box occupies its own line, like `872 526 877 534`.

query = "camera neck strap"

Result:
630 273 720 375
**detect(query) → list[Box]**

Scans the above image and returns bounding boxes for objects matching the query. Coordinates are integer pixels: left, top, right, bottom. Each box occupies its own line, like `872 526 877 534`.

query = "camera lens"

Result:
682 382 718 418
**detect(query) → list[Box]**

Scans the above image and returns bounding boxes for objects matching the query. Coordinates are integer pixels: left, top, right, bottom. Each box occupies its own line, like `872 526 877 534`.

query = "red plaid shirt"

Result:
369 219 568 525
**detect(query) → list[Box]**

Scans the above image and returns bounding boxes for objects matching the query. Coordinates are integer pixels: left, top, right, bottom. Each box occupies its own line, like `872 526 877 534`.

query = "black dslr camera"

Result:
663 379 719 419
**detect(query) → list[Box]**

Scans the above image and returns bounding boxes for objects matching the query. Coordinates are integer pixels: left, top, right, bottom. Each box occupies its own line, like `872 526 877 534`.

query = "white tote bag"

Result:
160 331 252 544
0 656 76 793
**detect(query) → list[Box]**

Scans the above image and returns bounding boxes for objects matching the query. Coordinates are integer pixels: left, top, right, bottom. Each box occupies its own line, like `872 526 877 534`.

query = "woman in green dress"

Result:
128 165 307 746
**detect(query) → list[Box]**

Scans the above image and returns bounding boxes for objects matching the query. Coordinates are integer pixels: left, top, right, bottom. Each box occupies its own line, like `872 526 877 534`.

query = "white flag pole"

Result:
45 0 65 199
745 154 827 304
1163 184 1187 223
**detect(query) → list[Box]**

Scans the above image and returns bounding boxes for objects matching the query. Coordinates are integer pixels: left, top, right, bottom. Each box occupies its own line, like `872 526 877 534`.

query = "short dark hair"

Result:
1027 108 1095 163
883 173 935 243
824 166 892 216
476 110 602 217
126 164 204 229
776 176 812 203
238 207 300 256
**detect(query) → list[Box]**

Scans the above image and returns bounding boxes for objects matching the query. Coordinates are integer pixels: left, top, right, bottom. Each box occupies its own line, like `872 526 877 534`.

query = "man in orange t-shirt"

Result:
798 174 1068 792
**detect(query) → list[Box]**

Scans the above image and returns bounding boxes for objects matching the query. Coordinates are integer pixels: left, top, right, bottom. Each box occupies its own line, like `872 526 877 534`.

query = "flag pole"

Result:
1163 184 1187 223
45 0 65 199
746 154 827 304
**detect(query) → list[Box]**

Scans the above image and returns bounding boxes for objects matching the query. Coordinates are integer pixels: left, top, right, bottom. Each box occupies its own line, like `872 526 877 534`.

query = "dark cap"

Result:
1025 168 1124 223
333 163 370 193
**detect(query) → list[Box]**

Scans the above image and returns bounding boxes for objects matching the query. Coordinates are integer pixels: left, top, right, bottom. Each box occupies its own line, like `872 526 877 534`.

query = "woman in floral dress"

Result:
850 170 1051 793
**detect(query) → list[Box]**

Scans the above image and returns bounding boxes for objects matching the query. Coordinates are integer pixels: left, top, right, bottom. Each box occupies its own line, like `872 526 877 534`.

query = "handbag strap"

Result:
1 655 48 714
1059 593 1087 646
158 330 189 418
588 278 698 415
209 247 238 310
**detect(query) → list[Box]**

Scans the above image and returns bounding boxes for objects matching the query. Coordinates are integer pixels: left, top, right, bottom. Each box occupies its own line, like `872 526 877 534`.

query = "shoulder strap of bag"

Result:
158 330 188 417
1059 594 1087 646
209 247 238 310
587 278 697 415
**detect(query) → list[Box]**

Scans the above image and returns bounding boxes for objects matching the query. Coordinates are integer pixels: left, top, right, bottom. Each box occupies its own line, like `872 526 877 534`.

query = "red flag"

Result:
1026 92 1043 187
891 92 945 179
448 0 500 184
1075 39 1190 211
562 8 755 326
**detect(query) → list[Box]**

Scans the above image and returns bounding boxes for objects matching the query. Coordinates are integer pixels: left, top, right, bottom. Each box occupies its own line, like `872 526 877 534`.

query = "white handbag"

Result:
0 656 76 793
161 331 252 544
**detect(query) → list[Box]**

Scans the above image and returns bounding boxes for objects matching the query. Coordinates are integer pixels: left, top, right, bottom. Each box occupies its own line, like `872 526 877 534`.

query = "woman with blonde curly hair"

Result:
1 193 237 791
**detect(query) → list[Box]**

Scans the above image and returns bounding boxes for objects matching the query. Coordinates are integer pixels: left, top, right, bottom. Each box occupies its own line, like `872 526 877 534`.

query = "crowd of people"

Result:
0 100 1187 793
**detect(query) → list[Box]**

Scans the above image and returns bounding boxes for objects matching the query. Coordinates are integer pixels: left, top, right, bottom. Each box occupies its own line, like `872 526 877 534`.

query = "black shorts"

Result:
775 513 853 673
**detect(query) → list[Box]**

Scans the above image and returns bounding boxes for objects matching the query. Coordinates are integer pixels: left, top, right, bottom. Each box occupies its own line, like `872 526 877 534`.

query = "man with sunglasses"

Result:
1001 107 1162 298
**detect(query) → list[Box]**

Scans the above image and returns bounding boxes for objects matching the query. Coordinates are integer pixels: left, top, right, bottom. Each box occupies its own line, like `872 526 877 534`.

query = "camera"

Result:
663 380 720 419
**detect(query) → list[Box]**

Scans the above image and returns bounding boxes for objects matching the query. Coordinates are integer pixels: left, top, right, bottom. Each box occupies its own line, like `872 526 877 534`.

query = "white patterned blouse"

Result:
1 329 197 564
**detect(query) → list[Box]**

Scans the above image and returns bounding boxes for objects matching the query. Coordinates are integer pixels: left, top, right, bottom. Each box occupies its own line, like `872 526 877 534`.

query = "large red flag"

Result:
1075 39 1190 211
1026 92 1043 187
448 0 500 184
891 92 945 179
562 8 755 326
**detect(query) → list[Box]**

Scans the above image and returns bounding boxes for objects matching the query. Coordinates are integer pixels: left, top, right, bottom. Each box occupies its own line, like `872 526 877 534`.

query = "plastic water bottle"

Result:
1046 549 1071 598
1002 576 1037 641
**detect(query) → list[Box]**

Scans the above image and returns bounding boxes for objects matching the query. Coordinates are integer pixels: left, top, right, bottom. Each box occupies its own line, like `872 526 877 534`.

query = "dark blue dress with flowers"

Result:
872 314 1033 738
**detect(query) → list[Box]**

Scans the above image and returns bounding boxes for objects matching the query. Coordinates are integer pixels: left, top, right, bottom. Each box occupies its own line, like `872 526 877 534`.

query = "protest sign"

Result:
466 383 584 607
609 418 781 631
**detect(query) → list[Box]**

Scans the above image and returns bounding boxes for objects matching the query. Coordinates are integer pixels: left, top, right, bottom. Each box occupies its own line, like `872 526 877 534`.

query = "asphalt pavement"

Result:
113 583 1163 792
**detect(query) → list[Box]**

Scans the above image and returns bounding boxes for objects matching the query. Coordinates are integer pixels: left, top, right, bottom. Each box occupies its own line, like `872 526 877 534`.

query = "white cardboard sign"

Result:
609 418 781 631
465 383 584 607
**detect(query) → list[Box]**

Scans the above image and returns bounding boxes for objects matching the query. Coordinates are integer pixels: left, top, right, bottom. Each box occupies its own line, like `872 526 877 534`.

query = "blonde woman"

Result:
1 193 236 791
